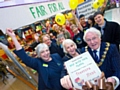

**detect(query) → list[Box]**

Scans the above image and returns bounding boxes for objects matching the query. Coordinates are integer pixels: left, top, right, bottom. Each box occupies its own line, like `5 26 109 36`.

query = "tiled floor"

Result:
0 74 33 90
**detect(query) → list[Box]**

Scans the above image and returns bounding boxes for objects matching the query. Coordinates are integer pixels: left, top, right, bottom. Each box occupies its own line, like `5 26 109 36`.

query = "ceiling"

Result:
0 0 55 8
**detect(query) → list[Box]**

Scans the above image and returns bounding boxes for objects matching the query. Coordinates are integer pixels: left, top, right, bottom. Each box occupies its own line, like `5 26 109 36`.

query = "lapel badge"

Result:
57 63 61 66
43 63 48 67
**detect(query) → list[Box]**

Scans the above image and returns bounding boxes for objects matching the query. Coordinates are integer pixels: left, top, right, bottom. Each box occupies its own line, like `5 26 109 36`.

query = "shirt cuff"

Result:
111 76 119 89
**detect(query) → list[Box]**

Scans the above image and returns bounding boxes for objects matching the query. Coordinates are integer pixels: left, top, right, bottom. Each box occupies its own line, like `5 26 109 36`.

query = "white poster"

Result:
65 52 101 89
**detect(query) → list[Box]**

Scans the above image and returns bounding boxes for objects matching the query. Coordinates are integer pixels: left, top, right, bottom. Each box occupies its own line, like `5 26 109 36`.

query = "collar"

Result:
92 46 100 52
97 19 107 28
98 20 106 28
65 49 81 59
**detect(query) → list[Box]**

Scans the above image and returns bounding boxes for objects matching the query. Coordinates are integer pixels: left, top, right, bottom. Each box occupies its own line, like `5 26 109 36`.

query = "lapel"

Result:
99 42 106 59
87 47 94 58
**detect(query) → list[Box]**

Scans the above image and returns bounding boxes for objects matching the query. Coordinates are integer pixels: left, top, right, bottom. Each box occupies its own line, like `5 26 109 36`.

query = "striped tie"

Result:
93 50 100 63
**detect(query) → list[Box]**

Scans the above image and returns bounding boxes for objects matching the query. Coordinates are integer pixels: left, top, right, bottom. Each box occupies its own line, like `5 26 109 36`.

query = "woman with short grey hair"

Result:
61 39 81 89
35 43 49 57
6 28 67 90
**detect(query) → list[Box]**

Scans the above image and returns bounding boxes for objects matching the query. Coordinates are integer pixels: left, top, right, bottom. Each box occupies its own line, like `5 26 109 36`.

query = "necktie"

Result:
93 50 100 63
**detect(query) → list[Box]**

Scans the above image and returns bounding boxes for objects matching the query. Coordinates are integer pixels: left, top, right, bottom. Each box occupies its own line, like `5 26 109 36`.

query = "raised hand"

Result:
6 28 16 37
34 33 39 42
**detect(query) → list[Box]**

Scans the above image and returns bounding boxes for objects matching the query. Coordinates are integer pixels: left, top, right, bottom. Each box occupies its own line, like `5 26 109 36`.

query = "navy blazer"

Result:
14 48 66 90
81 42 120 80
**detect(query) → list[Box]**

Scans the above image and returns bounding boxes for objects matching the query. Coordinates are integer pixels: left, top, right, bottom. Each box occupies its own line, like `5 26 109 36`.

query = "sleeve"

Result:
61 67 68 78
14 48 39 70
114 22 120 44
61 56 69 78
110 44 120 80
111 76 119 89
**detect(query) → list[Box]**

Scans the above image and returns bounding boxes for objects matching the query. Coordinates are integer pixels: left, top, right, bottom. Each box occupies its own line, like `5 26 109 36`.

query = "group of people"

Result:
5 10 120 90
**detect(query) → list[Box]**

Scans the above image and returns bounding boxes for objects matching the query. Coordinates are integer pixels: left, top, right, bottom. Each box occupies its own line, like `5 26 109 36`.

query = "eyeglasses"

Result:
86 37 97 42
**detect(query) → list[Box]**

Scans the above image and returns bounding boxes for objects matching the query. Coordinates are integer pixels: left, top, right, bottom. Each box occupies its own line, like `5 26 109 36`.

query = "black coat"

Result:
49 42 63 58
94 19 120 51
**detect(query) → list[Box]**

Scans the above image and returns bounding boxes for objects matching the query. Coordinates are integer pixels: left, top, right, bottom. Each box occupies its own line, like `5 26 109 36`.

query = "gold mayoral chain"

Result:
85 42 110 67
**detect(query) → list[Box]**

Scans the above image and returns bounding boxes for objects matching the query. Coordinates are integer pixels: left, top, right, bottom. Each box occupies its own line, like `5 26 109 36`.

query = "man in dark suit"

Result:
94 11 120 51
82 27 120 89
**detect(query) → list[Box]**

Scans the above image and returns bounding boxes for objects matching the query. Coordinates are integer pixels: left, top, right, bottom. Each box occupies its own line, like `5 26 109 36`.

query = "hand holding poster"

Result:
65 52 101 89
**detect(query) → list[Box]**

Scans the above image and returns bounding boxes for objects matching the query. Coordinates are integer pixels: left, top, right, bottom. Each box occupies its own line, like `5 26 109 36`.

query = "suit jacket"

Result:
14 48 66 90
81 42 120 80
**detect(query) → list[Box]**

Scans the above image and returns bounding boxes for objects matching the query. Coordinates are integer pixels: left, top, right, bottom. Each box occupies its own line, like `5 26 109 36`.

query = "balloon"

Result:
98 0 105 3
98 0 105 7
69 0 78 10
92 1 100 9
65 12 73 20
55 13 66 25
78 0 84 4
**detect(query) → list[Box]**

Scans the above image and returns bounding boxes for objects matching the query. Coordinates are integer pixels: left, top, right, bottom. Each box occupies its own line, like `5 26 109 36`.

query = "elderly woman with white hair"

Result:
62 39 81 62
60 39 81 89
6 28 67 90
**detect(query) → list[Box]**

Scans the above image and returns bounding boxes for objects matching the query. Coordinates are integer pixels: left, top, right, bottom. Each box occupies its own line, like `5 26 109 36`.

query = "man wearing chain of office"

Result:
81 27 120 90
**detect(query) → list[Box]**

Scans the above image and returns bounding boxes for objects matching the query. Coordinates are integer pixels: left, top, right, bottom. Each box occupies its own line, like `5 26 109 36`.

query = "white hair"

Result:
62 39 77 53
57 34 65 40
83 27 101 42
35 43 49 57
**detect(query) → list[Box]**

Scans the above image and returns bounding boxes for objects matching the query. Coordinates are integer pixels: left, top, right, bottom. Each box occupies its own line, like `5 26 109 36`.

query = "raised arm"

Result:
6 28 22 50
72 10 83 31
6 28 39 70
